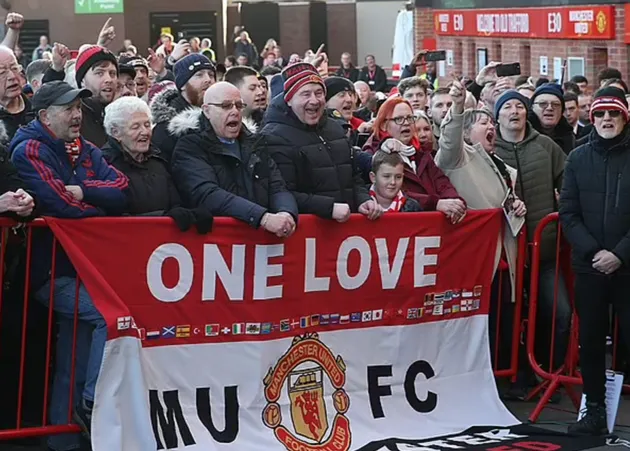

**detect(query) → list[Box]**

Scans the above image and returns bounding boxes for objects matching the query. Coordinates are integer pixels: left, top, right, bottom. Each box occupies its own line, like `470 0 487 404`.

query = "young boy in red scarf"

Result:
369 148 421 213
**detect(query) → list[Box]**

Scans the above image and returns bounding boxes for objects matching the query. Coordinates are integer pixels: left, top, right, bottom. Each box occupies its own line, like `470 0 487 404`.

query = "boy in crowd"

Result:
369 145 422 213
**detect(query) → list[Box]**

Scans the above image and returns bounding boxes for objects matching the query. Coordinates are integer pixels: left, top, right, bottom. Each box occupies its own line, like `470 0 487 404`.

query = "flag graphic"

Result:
176 325 191 338
372 309 383 321
246 323 261 335
362 311 373 322
161 326 175 338
146 330 160 340
117 316 132 330
233 323 244 335
205 324 219 336
300 317 310 328
310 314 320 326
340 314 350 324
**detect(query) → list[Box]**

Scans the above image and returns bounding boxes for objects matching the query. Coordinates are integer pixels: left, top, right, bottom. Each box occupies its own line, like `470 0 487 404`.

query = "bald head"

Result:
202 81 244 140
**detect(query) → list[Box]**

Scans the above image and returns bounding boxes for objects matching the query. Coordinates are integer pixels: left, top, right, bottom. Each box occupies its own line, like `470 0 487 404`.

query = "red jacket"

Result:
362 134 464 211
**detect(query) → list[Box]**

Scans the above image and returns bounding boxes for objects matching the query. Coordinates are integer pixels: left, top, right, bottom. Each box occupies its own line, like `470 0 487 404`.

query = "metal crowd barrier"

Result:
526 212 630 422
0 213 614 443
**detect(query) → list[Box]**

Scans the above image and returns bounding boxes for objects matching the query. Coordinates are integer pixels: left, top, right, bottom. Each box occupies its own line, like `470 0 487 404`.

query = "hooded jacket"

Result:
170 108 297 227
495 122 566 261
560 126 630 274
259 95 370 218
150 87 192 163
102 137 181 215
528 111 576 155
9 120 128 287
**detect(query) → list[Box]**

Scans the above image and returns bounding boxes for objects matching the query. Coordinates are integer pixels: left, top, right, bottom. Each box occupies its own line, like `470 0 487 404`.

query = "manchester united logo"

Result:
262 334 351 451
596 11 606 34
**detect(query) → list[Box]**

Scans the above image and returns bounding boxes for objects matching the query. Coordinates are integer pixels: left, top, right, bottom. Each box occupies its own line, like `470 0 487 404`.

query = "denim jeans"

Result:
536 261 572 371
35 277 107 451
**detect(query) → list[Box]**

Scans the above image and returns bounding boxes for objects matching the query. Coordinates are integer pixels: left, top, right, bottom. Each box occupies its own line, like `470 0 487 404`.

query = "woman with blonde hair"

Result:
233 30 258 67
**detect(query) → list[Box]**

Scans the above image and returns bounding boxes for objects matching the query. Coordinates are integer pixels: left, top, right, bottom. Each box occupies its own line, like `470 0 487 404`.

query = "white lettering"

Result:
569 10 593 22
438 13 450 23
147 243 193 302
548 12 562 33
304 238 330 292
476 429 528 440
253 244 284 300
202 244 245 301
575 22 589 34
337 237 371 290
449 435 500 446
375 238 409 289
453 14 464 31
413 236 440 287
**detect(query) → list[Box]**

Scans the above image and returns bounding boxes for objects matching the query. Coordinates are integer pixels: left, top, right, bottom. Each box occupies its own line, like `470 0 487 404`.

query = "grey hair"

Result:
414 109 430 125
104 96 152 136
462 109 494 144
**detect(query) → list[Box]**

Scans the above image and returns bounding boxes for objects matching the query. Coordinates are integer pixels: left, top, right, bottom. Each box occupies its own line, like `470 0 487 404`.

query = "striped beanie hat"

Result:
75 45 118 88
590 86 629 122
281 63 326 102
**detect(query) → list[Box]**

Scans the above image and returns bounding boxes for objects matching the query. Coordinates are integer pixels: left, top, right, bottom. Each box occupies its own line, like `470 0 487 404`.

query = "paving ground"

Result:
0 395 628 450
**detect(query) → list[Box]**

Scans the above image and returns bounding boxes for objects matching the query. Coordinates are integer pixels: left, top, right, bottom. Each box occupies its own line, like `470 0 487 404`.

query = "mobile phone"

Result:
424 51 447 62
496 62 521 77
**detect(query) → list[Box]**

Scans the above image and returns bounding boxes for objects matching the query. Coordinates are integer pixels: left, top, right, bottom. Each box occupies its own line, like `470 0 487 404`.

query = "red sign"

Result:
625 4 630 44
434 5 615 40
45 211 502 343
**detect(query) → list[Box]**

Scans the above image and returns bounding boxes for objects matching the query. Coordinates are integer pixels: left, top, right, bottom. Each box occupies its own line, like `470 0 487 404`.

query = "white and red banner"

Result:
46 211 517 451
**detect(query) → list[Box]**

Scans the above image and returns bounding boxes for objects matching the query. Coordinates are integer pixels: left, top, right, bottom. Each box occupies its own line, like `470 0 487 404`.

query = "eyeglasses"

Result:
592 110 622 119
388 115 415 125
534 101 562 110
206 101 247 111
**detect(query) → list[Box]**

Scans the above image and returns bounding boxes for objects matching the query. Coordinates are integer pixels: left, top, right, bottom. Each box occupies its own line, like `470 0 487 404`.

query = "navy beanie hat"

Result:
531 83 565 111
174 54 215 90
494 90 530 120
270 73 284 99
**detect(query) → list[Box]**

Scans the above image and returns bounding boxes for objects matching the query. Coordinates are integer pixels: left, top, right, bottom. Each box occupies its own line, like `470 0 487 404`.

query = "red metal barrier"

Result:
526 212 630 422
0 217 525 442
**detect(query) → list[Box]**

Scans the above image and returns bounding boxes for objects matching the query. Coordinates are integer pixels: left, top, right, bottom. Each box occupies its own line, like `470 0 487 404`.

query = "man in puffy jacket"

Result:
560 87 630 435
259 63 382 222
171 82 298 237
10 81 128 449
528 83 576 155
494 89 569 395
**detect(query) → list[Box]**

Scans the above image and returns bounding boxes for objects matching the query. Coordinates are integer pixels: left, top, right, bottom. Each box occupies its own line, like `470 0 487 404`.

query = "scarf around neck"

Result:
369 184 406 212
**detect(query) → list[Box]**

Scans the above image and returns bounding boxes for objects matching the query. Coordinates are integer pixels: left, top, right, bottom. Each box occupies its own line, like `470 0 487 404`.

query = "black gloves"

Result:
165 207 195 232
192 207 213 234
165 207 213 234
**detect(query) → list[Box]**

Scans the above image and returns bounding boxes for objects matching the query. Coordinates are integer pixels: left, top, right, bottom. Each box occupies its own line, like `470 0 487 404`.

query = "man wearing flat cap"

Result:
10 80 128 448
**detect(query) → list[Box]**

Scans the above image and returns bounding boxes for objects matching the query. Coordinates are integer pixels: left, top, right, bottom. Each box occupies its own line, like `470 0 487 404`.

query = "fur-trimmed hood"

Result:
150 87 189 125
168 107 259 137
0 120 10 146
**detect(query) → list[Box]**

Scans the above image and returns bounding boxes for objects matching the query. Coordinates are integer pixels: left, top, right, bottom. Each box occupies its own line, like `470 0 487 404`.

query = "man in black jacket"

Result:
260 63 382 222
358 55 388 93
0 46 35 145
150 53 215 164
171 82 297 237
528 83 576 155
560 86 630 435
335 52 359 82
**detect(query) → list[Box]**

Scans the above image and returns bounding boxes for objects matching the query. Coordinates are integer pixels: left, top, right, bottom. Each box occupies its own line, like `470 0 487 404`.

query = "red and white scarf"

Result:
370 185 406 212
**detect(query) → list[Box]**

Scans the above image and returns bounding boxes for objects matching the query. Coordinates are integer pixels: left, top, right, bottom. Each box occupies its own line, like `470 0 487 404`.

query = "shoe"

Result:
568 402 607 436
73 398 93 441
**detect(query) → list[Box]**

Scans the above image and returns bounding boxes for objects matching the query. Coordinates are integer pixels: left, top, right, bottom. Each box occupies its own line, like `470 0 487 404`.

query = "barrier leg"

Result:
528 377 561 423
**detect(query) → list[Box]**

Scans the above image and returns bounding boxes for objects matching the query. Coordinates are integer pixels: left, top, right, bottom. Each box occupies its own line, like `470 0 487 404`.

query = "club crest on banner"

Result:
262 334 351 451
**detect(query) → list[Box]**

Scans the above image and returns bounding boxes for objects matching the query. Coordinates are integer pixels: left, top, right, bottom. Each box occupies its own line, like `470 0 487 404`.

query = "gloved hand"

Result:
165 207 195 232
193 207 214 234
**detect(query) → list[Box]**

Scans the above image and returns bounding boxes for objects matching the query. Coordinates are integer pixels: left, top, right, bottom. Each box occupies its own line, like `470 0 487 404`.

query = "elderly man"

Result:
224 66 266 129
171 82 297 236
10 81 128 449
324 76 371 134
260 63 381 222
151 53 215 163
0 45 35 144
528 83 575 155
560 87 630 435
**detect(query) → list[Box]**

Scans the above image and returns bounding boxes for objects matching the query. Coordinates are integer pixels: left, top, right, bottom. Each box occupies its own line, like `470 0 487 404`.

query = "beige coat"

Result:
435 111 519 302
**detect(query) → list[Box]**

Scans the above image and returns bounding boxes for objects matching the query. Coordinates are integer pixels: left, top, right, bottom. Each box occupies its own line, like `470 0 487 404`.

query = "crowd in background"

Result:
0 11 628 451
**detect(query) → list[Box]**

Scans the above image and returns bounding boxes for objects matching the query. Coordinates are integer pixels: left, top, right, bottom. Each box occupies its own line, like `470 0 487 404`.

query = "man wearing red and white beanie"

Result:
259 63 383 222
560 85 630 436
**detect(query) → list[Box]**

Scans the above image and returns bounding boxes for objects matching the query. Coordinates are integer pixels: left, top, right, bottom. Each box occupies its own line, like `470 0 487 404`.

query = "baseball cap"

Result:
32 81 92 111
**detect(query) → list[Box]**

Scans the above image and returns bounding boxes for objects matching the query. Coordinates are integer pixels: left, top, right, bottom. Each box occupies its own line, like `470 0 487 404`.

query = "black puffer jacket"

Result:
259 96 371 218
102 138 181 215
150 88 191 164
81 97 108 148
528 112 576 155
171 110 297 227
0 95 35 144
560 126 630 274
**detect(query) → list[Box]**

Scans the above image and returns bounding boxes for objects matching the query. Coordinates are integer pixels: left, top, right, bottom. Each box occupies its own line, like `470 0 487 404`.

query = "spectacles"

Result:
388 115 415 125
206 100 247 111
593 110 622 119
534 101 562 110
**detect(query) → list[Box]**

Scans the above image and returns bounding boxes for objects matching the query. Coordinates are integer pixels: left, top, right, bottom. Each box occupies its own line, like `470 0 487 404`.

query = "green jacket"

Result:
495 123 566 261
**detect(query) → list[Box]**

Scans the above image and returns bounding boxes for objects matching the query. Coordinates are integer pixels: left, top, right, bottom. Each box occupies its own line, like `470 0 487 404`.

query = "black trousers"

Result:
574 272 630 404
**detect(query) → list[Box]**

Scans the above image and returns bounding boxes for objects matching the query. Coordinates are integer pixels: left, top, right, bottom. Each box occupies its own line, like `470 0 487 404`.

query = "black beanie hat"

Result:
324 76 355 102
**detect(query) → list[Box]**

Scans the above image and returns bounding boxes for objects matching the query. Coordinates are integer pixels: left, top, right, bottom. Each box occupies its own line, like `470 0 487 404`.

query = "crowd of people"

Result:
0 12 628 450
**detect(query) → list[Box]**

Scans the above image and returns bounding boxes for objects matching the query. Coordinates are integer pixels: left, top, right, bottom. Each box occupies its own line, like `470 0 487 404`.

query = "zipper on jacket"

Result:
615 172 621 209
603 156 609 230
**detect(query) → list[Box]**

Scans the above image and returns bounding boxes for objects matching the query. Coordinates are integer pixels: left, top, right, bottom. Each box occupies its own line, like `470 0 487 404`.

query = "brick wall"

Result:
279 4 310 59
326 3 356 64
421 5 630 85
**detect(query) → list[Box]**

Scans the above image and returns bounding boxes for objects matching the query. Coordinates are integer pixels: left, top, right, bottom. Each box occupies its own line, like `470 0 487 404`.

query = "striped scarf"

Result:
369 185 406 212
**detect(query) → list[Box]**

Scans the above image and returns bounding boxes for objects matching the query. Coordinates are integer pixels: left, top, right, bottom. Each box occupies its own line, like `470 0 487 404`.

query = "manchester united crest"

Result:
262 333 351 451
596 11 607 34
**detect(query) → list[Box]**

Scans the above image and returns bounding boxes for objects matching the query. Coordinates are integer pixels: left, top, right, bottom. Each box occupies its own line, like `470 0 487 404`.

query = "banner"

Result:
434 5 615 40
46 211 518 450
